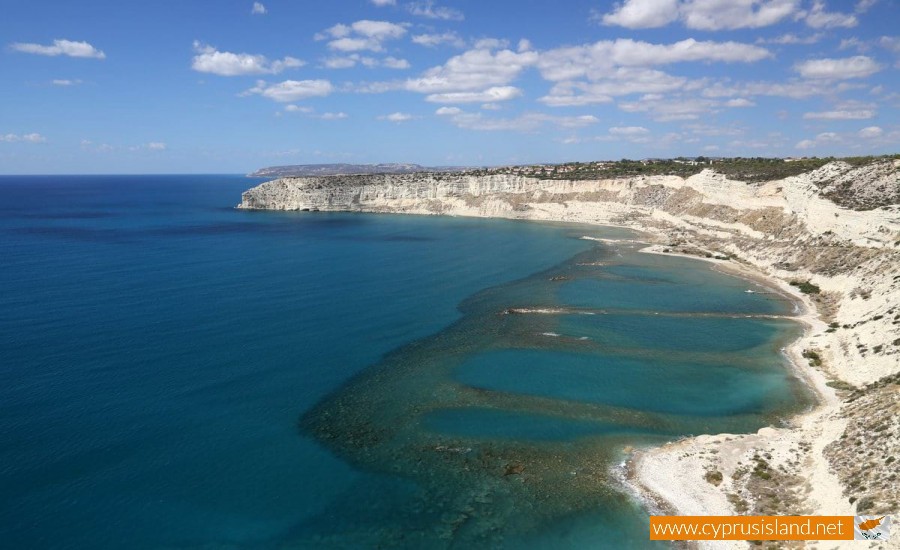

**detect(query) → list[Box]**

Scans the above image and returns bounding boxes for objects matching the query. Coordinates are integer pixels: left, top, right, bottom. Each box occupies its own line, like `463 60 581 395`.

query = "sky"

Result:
1 0 898 174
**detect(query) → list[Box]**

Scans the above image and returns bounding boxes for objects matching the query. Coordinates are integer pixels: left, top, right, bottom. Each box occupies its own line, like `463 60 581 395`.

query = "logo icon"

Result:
854 515 891 541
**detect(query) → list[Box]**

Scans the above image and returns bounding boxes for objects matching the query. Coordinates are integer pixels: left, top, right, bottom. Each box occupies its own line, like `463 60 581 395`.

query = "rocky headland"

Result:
240 158 900 549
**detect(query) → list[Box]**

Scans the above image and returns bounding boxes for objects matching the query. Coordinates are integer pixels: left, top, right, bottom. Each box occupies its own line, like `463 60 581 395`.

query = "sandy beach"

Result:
628 243 864 549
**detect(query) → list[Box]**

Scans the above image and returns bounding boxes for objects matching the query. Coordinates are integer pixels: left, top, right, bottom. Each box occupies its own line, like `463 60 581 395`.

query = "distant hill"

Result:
248 163 471 178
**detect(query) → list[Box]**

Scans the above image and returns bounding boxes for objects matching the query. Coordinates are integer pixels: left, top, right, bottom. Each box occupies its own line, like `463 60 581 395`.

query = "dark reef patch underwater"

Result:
0 175 812 549
297 239 813 548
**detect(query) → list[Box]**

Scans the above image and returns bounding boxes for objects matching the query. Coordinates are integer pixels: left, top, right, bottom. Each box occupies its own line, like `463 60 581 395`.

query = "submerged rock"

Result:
504 463 525 476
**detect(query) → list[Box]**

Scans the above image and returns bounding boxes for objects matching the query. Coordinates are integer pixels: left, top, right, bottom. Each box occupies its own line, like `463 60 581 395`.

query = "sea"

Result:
0 175 814 548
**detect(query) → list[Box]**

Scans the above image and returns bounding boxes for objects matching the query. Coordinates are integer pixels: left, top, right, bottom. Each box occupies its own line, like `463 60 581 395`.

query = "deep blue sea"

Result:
0 175 812 548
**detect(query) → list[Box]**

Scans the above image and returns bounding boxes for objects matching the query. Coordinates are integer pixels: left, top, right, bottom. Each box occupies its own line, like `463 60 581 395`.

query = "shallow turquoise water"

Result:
454 348 798 417
0 175 812 548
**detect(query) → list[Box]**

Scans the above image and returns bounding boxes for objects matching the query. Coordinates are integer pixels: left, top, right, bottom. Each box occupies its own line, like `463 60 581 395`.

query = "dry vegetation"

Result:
473 155 898 189
825 372 900 516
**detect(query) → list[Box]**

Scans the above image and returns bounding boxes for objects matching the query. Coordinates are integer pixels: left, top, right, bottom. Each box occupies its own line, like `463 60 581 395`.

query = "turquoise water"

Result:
0 175 812 548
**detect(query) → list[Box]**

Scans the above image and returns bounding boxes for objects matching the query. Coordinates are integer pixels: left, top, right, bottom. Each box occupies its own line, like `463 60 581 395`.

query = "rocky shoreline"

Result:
241 159 900 549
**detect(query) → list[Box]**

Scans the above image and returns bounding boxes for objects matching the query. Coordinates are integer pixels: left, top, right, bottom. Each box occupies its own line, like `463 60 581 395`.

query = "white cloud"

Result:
857 126 882 138
192 42 304 76
599 0 800 30
555 115 600 128
796 131 841 149
315 24 351 40
878 36 900 54
323 54 409 69
607 126 653 143
437 111 599 131
318 20 408 52
408 38 767 104
379 112 415 122
619 95 719 121
243 79 334 102
352 20 408 39
52 79 82 86
251 2 267 15
412 32 465 48
323 56 359 69
757 33 822 44
839 37 869 52
405 46 539 93
794 55 881 79
536 39 770 83
702 79 840 99
435 106 462 115
537 89 619 108
613 38 771 66
681 0 800 30
803 109 875 119
370 0 396 5
684 123 745 136
880 36 900 67
425 86 522 103
540 68 686 106
725 98 755 107
328 38 377 52
283 106 348 120
855 0 878 11
804 1 857 28
407 1 464 21
473 38 509 50
383 56 411 69
601 0 680 28
10 39 105 59
79 140 114 152
0 132 47 143
127 142 167 152
352 80 405 93
609 126 650 136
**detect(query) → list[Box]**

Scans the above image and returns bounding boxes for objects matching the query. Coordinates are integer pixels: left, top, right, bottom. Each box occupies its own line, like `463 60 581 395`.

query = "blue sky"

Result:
1 0 898 174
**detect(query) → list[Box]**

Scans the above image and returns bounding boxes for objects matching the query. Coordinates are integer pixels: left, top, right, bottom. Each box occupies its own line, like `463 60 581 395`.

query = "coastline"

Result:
239 165 900 548
536 224 891 550
626 242 853 549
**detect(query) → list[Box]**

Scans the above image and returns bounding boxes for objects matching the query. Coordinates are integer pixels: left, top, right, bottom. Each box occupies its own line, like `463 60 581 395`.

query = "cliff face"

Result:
239 173 541 213
240 161 899 248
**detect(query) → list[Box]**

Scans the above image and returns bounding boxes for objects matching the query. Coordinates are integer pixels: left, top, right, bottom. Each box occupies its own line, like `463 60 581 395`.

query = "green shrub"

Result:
790 280 821 294
802 349 823 367
826 380 854 391
705 470 724 486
